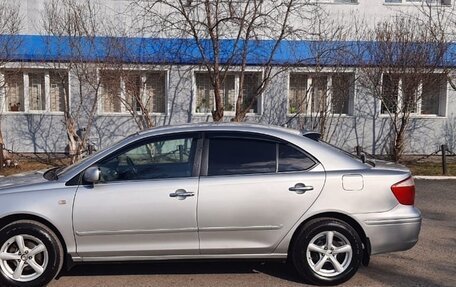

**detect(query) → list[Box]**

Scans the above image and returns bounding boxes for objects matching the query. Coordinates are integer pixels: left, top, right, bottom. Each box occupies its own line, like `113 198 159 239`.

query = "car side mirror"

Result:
83 166 101 184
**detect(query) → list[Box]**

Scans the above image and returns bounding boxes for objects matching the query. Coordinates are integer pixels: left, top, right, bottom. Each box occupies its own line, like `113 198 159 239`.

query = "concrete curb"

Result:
414 176 456 180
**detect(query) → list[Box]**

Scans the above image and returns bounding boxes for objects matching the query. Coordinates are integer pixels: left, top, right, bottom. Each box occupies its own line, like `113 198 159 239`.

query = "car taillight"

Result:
391 176 415 205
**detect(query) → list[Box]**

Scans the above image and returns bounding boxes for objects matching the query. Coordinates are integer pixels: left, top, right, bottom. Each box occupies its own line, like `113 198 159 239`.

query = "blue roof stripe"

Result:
0 35 455 67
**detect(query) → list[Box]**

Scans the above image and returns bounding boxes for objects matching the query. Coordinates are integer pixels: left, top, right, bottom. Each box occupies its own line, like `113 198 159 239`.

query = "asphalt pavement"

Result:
49 179 456 287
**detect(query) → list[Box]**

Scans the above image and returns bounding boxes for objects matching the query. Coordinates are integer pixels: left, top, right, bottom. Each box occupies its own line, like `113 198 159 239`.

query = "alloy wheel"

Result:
0 234 49 282
306 230 353 277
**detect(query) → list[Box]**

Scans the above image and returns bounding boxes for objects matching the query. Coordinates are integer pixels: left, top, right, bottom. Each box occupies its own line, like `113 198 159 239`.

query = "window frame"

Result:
379 73 448 117
98 68 168 116
28 72 46 112
200 131 318 177
287 71 355 117
192 70 264 116
384 0 452 6
315 0 359 4
69 132 203 186
1 69 69 114
49 71 70 113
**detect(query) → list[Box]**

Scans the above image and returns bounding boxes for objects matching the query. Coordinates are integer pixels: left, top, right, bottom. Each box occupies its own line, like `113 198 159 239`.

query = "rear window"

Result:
278 143 315 172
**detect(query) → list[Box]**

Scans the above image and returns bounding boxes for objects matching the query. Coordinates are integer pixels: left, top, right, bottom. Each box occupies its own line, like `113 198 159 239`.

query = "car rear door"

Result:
72 133 202 258
197 132 326 255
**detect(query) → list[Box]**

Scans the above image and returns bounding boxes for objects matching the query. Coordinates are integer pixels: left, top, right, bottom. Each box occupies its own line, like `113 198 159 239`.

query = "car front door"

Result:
72 133 202 258
197 132 326 255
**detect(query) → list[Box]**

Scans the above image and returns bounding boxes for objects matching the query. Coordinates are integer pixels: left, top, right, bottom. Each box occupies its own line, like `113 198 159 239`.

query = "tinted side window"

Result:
208 138 276 176
98 137 196 182
278 143 315 172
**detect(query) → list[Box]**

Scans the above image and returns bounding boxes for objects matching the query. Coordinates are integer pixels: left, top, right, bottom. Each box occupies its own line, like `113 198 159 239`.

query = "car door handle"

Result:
289 183 313 194
169 189 195 199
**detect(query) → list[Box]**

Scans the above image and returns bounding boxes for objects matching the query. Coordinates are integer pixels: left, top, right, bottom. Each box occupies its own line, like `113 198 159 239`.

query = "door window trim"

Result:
200 131 317 177
66 132 204 186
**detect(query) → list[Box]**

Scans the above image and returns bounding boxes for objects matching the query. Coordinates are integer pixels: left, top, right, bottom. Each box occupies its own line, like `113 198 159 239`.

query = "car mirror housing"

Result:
83 166 101 184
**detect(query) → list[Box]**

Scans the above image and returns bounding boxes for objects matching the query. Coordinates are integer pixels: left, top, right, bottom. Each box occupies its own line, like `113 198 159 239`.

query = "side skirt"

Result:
71 253 288 263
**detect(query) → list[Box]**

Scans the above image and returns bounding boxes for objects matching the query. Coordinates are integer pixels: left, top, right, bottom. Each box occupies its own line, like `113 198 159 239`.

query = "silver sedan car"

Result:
0 123 421 286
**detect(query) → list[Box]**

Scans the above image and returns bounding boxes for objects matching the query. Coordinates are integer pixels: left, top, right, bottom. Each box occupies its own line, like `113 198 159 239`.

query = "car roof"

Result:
137 122 303 137
58 122 366 182
132 122 367 172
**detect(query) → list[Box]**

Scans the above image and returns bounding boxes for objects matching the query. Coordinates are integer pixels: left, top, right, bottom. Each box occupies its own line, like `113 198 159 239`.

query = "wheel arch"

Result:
0 213 68 258
287 212 371 265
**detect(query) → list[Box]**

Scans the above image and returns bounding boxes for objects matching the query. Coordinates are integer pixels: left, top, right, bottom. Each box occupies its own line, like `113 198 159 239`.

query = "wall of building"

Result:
0 0 454 155
2 63 454 155
14 1 456 38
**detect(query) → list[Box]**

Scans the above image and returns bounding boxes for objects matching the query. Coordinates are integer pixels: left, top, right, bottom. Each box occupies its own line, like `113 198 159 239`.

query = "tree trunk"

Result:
212 76 224 122
65 117 80 164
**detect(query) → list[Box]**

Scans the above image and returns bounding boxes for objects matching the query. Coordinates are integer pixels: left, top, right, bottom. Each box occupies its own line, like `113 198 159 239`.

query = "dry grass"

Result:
0 161 55 176
406 162 456 176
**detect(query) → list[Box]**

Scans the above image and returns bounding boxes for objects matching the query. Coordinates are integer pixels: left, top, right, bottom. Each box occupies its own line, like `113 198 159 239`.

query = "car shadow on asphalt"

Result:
58 261 303 283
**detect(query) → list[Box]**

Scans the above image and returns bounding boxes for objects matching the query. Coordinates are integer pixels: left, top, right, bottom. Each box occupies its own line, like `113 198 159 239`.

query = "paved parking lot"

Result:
50 179 456 287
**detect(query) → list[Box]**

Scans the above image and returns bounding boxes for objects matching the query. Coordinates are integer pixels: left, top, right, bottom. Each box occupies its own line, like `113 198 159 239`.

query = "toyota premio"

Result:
0 123 421 286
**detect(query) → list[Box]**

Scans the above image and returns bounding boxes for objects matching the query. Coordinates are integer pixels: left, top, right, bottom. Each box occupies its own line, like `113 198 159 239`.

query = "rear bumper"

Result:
355 205 422 255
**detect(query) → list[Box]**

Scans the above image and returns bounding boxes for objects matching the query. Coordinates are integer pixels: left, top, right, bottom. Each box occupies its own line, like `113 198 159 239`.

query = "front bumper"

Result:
355 205 422 255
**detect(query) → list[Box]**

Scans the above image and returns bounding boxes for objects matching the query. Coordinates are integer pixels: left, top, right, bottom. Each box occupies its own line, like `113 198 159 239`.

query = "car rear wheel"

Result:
291 218 362 286
0 220 63 287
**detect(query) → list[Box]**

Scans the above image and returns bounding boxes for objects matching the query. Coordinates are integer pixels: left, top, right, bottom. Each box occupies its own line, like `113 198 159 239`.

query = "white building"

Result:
1 0 455 156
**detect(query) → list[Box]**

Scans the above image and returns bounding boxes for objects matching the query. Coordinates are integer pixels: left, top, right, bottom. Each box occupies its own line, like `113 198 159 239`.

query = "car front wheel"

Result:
0 220 63 287
291 218 363 286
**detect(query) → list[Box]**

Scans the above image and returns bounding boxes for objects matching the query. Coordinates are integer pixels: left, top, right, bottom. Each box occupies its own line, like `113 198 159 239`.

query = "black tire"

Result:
0 220 64 287
291 218 363 286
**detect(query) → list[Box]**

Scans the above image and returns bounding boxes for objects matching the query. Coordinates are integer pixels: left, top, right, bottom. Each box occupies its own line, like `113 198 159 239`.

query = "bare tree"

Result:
93 34 167 131
285 10 358 142
134 0 317 122
357 16 449 162
0 1 22 150
42 0 113 162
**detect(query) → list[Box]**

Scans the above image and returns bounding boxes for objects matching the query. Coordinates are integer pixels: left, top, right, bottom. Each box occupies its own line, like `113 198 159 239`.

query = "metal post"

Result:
356 145 363 157
441 144 448 176
0 143 3 170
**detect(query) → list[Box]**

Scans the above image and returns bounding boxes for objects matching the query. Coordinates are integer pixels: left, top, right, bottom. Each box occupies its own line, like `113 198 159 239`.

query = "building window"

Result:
288 72 354 115
195 73 235 113
402 74 419 114
143 72 166 113
332 74 352 114
100 71 122 113
242 73 261 113
381 74 400 114
3 70 68 113
421 75 443 115
380 73 447 116
124 73 142 112
124 72 166 114
195 72 261 114
317 0 358 3
50 72 67 112
101 71 166 114
4 72 24 112
289 74 308 114
385 0 451 5
312 76 329 114
29 73 46 111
